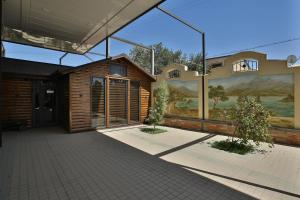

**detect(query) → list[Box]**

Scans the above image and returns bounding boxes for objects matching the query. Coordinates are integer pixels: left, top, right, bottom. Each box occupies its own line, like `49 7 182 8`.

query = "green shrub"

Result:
146 82 169 130
231 96 273 147
211 140 254 155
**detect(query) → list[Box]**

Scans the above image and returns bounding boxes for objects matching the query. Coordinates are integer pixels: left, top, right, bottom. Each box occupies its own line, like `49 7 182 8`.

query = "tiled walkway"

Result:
0 127 255 200
101 125 300 200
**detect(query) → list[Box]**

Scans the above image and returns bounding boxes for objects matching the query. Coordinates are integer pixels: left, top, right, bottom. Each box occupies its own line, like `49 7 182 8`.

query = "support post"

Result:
0 0 3 147
202 33 206 121
151 48 155 75
105 77 110 128
106 37 110 59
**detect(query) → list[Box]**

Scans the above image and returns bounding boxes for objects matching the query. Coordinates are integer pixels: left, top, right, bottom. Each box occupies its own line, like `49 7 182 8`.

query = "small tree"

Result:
146 82 169 130
232 96 273 147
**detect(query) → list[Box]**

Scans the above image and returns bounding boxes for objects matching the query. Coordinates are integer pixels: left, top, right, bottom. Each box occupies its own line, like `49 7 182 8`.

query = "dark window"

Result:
109 64 127 77
211 62 223 68
168 69 180 78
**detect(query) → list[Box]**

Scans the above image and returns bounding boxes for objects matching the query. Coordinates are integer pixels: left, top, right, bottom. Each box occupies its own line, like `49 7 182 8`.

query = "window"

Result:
233 59 258 72
109 64 127 77
168 69 180 78
211 62 223 69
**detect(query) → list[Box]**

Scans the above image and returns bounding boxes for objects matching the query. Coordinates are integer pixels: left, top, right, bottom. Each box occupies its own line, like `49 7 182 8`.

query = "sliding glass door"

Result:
91 77 106 128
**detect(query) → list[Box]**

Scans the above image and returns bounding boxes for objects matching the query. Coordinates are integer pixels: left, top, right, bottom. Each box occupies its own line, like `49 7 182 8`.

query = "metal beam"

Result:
83 54 94 62
156 6 204 34
59 52 68 65
110 35 155 75
156 6 207 120
110 36 152 50
87 51 106 57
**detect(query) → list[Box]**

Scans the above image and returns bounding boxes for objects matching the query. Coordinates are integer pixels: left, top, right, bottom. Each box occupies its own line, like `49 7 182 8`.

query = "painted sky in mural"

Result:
208 74 294 128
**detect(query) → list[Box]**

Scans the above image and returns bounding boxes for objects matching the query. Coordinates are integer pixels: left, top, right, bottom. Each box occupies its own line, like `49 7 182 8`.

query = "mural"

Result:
208 74 294 128
154 80 199 118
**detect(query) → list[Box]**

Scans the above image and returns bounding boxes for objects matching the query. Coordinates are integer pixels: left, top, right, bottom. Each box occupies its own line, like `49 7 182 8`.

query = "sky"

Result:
3 0 300 66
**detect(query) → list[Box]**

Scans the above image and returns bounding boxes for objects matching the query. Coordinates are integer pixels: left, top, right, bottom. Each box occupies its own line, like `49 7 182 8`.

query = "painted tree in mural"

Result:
146 82 169 130
129 42 204 74
208 85 229 109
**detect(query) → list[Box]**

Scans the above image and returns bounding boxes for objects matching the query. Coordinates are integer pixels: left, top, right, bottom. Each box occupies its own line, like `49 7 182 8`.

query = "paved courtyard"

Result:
0 127 255 200
101 125 300 200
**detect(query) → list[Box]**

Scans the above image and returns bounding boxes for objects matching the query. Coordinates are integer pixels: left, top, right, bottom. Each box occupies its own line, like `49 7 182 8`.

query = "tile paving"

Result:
0 127 255 200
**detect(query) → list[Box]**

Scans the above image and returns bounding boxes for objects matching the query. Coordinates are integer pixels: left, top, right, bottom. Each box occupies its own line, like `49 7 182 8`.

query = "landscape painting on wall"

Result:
208 74 294 128
154 80 199 118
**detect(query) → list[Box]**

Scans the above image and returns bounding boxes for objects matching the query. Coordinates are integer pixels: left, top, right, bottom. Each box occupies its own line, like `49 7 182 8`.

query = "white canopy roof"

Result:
2 0 164 54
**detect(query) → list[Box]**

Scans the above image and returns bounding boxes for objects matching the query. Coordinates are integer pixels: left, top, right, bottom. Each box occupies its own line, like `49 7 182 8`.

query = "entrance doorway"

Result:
32 80 56 127
109 79 128 126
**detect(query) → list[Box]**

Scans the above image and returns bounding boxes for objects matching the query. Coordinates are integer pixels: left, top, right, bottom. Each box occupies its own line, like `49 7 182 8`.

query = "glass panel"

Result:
91 77 106 128
130 81 140 123
109 79 128 126
109 64 127 77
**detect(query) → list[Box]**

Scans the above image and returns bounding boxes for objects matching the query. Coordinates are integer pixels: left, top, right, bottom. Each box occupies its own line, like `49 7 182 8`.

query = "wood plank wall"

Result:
1 77 33 128
69 58 153 132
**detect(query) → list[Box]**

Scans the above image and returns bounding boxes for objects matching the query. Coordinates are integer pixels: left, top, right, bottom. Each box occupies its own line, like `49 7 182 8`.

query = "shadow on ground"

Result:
0 127 256 200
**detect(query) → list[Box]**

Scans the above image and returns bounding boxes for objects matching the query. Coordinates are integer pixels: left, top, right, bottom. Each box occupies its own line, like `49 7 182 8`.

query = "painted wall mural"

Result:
208 74 294 128
154 80 199 118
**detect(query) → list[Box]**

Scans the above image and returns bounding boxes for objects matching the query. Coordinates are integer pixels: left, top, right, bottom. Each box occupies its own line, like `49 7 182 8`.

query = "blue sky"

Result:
3 0 300 66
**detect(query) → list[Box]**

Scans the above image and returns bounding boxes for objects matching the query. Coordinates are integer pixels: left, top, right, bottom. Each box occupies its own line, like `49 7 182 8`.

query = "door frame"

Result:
32 79 58 127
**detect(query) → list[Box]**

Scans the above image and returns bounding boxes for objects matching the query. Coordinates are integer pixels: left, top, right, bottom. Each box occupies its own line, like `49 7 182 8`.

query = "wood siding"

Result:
130 81 140 123
1 77 33 127
69 58 153 132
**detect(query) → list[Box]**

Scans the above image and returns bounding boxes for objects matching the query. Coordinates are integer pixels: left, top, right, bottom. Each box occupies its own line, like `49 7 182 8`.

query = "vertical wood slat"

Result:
106 77 110 128
127 81 130 124
139 85 142 122
69 75 72 131
1 78 33 128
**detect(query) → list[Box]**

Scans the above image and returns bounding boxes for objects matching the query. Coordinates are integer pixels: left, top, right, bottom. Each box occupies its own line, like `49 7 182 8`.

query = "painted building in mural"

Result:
153 51 300 129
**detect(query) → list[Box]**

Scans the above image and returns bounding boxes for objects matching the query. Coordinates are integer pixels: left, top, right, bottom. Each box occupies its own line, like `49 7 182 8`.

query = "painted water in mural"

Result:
208 74 294 128
155 80 199 118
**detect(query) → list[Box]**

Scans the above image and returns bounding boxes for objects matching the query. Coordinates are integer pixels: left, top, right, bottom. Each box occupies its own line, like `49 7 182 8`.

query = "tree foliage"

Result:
146 82 169 129
129 42 204 74
208 85 229 109
231 96 273 146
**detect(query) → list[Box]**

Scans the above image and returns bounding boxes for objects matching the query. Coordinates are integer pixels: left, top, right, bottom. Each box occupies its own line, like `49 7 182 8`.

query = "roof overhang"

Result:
2 0 164 54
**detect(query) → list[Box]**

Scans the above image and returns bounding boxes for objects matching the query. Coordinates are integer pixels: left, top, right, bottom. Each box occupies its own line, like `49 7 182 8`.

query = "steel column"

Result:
0 0 3 147
202 33 206 120
151 48 155 75
106 37 110 59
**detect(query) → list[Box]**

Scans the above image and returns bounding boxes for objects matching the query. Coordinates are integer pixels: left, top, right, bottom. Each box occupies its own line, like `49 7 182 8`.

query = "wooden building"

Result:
1 55 155 132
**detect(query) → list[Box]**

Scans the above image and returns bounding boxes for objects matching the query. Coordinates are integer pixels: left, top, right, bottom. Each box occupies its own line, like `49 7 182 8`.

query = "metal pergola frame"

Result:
59 36 156 75
0 1 207 147
156 6 207 121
